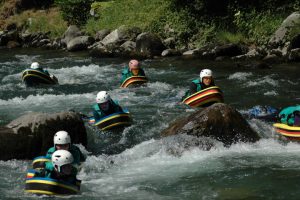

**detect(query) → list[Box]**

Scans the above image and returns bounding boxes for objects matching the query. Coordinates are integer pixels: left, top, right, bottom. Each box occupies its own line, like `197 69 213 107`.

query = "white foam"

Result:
245 75 278 87
51 64 119 85
228 72 253 81
80 136 300 193
264 90 278 96
0 93 95 112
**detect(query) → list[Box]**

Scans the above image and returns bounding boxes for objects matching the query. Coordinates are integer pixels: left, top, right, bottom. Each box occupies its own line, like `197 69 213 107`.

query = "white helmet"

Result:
51 150 74 172
200 69 213 81
96 91 111 104
30 62 40 69
54 131 71 145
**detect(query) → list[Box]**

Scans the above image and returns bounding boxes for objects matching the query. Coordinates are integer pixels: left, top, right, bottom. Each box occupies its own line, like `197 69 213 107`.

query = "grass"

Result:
85 0 171 34
215 31 247 44
3 7 67 38
233 10 284 45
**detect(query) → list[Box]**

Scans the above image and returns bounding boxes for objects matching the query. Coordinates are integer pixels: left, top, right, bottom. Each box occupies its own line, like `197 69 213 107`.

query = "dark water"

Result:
0 48 299 199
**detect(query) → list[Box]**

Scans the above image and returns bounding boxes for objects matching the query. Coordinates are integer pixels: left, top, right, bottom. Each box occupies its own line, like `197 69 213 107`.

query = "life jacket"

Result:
192 79 202 92
46 145 84 166
182 78 215 101
279 105 300 126
34 67 50 76
93 100 122 119
121 67 145 83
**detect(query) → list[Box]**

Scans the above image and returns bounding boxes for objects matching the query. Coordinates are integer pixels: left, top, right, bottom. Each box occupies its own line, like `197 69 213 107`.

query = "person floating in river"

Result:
120 59 146 84
278 105 300 126
30 62 50 75
246 105 279 122
46 131 86 168
92 91 124 121
182 69 216 100
35 150 78 184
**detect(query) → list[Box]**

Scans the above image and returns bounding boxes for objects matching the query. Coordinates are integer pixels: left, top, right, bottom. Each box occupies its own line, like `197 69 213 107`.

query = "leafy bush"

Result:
85 0 170 34
54 0 93 26
233 10 283 45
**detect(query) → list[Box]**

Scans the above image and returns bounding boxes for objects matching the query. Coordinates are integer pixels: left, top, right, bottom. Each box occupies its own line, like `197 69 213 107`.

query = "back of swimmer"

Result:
30 62 50 75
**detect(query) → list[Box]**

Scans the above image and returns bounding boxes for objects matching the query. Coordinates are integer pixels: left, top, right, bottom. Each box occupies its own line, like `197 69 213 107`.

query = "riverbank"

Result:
0 49 300 199
0 0 300 63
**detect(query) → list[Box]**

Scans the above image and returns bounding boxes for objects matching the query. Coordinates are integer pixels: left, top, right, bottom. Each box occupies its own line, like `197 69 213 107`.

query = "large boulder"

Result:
213 43 248 57
101 25 141 47
94 29 111 41
67 36 95 51
0 111 87 160
61 25 83 47
136 32 166 57
161 103 260 146
269 12 300 48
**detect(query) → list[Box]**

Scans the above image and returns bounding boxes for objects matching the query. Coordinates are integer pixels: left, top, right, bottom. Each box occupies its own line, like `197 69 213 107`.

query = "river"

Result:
0 48 299 199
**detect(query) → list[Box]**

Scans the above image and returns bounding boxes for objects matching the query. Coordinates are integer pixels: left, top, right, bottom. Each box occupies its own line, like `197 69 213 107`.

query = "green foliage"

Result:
27 14 67 38
190 23 217 48
54 0 93 26
85 0 170 34
148 8 197 47
233 10 283 45
215 31 246 45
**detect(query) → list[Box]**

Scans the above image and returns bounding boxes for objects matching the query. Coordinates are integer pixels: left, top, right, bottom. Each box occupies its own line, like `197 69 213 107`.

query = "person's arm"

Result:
44 69 50 75
71 145 86 164
93 110 101 121
112 100 123 112
121 68 130 83
189 82 198 95
46 147 55 159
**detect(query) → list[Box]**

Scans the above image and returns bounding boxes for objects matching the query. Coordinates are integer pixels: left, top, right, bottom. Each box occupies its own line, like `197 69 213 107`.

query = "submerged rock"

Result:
0 111 87 160
161 103 259 146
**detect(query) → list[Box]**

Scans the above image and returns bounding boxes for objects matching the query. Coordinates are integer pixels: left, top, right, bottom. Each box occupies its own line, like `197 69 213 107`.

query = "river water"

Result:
0 48 299 199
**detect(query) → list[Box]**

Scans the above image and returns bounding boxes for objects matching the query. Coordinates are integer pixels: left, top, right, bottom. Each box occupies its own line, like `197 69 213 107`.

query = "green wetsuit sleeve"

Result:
46 147 55 159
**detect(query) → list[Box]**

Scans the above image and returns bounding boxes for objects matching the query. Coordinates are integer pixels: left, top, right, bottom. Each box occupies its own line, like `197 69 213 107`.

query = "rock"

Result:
262 54 281 64
0 30 19 46
288 48 300 61
94 29 111 41
182 49 200 57
161 103 259 146
119 40 136 52
6 40 20 48
269 12 300 48
101 25 141 46
0 111 87 160
161 49 181 57
61 25 83 47
213 43 248 57
289 33 300 50
89 42 114 57
136 32 166 57
67 36 95 51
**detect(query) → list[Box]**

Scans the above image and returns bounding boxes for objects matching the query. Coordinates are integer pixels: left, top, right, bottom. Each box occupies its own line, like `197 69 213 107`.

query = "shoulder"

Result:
112 100 119 105
280 106 296 114
93 104 100 110
192 79 200 84
122 67 130 73
70 144 81 152
45 161 54 171
47 147 55 153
